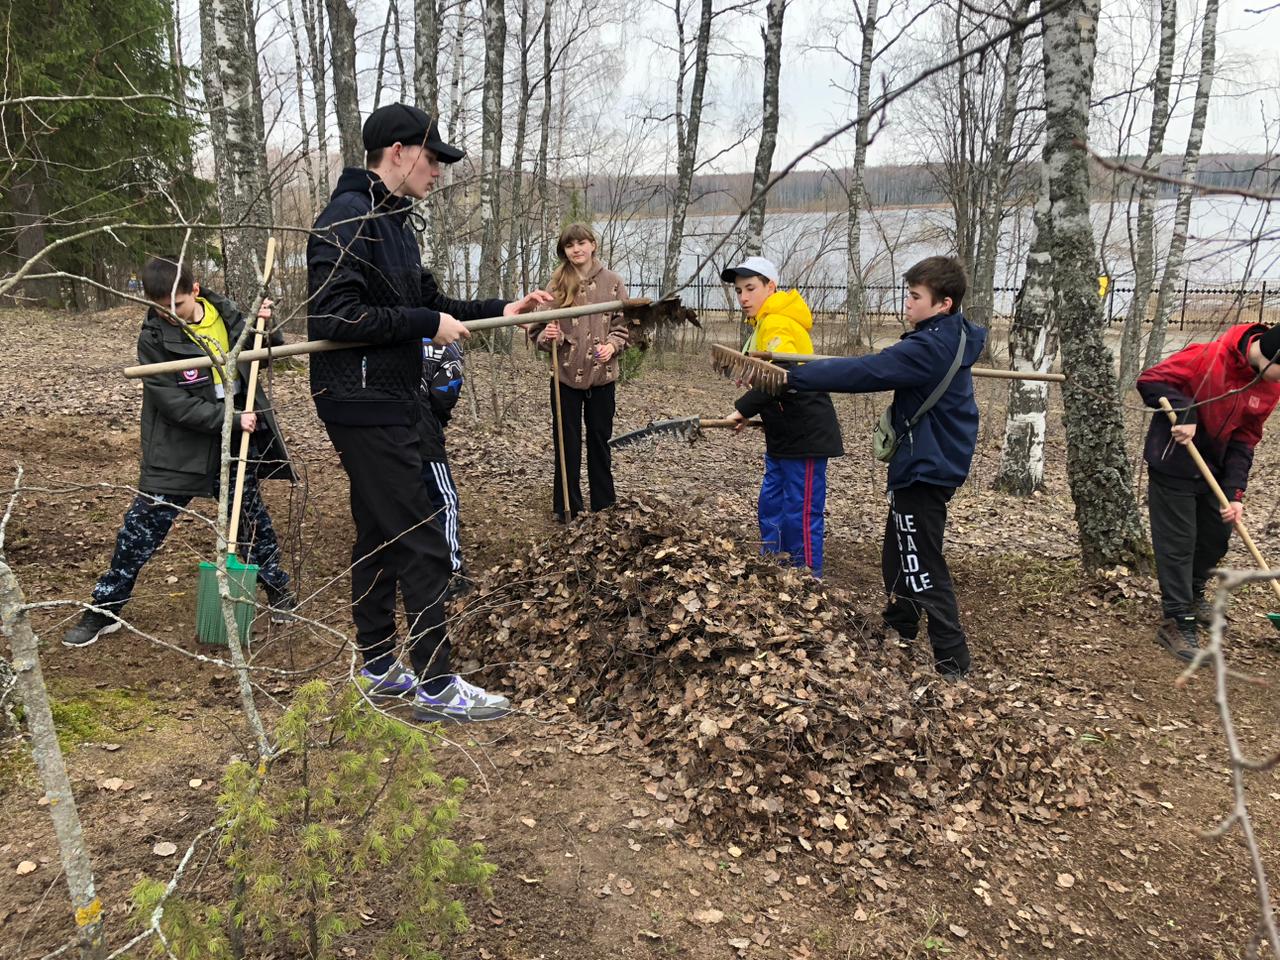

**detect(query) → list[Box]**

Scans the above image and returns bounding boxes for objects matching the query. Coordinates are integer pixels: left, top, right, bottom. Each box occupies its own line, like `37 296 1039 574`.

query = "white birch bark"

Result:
199 0 274 306
324 0 362 169
1043 0 1149 569
995 167 1056 495
1145 0 1219 368
414 0 441 116
744 0 786 257
1118 0 1176 386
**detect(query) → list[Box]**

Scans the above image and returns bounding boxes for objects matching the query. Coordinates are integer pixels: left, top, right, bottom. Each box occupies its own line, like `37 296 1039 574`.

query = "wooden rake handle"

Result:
753 351 1066 383
226 239 276 554
122 299 652 379
1157 396 1280 602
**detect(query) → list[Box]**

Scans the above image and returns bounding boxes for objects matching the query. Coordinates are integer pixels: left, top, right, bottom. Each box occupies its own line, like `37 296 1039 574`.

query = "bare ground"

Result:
3 305 1280 959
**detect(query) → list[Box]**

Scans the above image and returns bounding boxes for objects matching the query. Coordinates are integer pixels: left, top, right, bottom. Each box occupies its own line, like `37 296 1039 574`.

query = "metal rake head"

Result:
710 343 789 395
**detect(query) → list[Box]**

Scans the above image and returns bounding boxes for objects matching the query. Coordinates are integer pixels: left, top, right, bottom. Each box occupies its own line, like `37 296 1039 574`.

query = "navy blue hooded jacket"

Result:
307 167 506 426
788 312 987 490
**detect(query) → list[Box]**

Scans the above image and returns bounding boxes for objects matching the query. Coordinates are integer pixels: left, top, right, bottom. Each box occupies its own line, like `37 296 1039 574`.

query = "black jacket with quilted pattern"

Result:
307 167 506 426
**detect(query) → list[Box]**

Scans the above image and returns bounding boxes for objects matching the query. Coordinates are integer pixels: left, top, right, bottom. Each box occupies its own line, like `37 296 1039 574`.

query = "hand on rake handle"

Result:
1221 501 1244 525
539 321 562 345
726 410 748 432
506 289 555 315
434 312 471 346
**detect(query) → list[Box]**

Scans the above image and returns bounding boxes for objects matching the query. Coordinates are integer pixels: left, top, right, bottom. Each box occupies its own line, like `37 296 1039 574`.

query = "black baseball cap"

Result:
361 103 464 164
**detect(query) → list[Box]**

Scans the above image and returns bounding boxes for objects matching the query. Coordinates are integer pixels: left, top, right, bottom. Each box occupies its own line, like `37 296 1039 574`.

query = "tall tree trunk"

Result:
660 0 713 297
505 0 532 298
325 0 362 169
200 0 274 306
1145 0 1218 368
170 0 188 109
744 0 785 257
968 0 1031 335
373 2 396 109
285 0 318 218
9 167 59 306
536 0 553 279
1117 0 1176 386
414 0 441 116
995 167 1056 495
1043 0 1149 570
301 0 331 201
844 0 878 350
477 0 506 300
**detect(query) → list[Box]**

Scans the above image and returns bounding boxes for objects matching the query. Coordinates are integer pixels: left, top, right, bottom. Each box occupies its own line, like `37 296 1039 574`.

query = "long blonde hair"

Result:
549 222 598 308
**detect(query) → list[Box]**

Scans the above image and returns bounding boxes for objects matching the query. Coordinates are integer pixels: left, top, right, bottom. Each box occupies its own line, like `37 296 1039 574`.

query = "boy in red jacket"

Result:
1136 324 1280 661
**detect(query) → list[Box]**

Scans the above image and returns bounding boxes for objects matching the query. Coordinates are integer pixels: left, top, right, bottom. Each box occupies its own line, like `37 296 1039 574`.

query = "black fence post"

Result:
1261 280 1268 324
1179 276 1189 329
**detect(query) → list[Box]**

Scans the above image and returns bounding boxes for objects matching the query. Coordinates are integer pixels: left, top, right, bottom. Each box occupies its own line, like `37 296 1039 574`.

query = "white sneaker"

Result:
413 675 511 722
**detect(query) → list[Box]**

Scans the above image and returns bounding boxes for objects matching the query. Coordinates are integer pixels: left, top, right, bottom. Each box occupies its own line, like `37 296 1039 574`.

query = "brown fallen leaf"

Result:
692 908 725 925
1056 873 1076 889
152 842 177 857
16 861 37 875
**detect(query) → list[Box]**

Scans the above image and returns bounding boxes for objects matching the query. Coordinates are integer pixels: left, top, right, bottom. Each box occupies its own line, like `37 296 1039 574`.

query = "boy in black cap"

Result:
307 102 551 721
1137 322 1280 661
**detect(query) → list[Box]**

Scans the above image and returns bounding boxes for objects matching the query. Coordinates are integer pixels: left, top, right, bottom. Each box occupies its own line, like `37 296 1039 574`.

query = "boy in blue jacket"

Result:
788 256 986 678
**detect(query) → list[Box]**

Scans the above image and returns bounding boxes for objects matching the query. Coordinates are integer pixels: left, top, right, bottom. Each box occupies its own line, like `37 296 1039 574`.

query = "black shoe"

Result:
62 609 122 648
444 573 476 602
935 645 971 679
264 590 298 624
1155 616 1201 663
1193 598 1225 628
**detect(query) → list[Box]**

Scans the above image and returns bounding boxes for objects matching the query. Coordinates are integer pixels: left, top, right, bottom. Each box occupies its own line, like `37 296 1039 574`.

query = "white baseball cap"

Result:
720 256 779 285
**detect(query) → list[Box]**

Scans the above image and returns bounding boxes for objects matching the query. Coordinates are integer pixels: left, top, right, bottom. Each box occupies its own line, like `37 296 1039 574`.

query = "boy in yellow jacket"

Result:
723 257 843 576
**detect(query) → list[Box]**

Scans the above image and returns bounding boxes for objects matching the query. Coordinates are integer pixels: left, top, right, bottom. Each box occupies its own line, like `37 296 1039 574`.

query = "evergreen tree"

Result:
1 0 210 307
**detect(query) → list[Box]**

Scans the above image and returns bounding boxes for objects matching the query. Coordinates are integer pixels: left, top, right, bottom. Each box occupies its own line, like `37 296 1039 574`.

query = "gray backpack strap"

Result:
904 327 967 431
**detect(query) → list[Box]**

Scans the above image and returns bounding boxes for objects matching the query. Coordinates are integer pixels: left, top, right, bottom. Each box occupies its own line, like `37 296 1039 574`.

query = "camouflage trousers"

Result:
91 470 289 612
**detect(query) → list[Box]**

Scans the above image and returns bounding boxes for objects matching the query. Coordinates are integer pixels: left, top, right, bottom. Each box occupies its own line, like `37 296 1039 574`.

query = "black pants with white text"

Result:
881 482 970 671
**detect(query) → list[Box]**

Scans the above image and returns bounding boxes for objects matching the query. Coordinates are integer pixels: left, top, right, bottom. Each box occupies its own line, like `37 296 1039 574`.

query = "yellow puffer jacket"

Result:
743 289 815 355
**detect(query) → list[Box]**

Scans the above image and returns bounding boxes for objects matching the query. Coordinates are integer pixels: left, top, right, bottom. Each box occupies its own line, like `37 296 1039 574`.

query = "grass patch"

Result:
980 553 1084 607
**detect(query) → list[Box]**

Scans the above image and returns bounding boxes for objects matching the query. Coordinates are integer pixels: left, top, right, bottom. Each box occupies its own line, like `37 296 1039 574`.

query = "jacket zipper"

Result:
361 355 367 389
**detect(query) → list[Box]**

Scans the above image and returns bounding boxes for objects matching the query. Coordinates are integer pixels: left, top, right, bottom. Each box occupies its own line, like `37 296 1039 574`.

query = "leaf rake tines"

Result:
709 343 789 395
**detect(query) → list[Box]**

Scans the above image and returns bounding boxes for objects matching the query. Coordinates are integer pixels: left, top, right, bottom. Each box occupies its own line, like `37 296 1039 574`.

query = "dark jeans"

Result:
325 422 451 680
92 451 289 613
881 482 970 671
1148 475 1232 618
551 379 616 519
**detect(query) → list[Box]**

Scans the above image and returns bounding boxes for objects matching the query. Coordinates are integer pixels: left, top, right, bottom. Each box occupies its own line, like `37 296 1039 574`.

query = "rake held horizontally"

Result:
1156 397 1280 627
122 298 699 379
750 350 1068 383
710 344 790 394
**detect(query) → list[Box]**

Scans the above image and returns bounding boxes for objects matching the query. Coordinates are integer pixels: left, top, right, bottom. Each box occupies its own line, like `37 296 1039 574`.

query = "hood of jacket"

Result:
747 289 815 355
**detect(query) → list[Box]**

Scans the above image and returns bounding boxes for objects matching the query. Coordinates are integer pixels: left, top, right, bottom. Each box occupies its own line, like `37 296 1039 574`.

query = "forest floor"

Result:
4 306 1280 959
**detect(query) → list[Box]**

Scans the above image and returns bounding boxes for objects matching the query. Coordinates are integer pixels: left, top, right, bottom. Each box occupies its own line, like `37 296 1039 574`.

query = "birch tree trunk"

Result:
1117 0 1176 386
660 0 714 297
995 168 1056 494
301 0 331 201
1145 0 1218 369
373 3 396 109
968 0 1031 335
744 0 786 257
1043 0 1150 569
477 0 506 300
844 0 877 350
200 0 274 306
325 0 363 169
2 554 107 959
414 0 441 115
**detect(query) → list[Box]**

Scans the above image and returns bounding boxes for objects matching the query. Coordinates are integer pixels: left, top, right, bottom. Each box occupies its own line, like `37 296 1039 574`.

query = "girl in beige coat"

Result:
527 223 629 520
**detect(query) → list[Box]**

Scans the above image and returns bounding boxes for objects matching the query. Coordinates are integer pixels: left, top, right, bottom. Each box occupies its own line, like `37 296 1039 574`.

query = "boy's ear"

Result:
191 281 201 299
934 295 954 314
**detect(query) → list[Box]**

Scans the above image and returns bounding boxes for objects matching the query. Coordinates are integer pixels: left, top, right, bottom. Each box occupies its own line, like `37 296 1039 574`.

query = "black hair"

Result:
141 255 195 302
904 255 967 308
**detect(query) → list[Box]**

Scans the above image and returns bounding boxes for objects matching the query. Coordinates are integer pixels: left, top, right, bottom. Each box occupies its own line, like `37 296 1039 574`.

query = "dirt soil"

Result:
4 306 1280 959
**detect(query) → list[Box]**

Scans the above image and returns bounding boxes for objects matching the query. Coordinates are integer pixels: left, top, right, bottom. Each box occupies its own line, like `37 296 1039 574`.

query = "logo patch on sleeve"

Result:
177 368 212 387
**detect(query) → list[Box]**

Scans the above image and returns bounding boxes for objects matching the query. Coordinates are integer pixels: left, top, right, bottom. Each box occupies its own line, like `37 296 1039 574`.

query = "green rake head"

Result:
196 556 258 646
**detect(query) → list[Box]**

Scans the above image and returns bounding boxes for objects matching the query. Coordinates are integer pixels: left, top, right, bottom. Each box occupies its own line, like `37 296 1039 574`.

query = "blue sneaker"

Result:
413 675 511 722
358 662 417 700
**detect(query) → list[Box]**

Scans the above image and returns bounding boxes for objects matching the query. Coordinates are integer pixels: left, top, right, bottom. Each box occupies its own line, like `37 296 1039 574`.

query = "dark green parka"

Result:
136 290 294 497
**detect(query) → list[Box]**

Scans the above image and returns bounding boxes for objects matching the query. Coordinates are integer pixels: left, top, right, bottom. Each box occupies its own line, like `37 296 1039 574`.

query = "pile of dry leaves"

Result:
466 496 1095 865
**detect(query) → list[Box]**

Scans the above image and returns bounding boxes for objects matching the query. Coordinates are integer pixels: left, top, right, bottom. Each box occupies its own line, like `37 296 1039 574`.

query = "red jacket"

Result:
1136 323 1280 500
